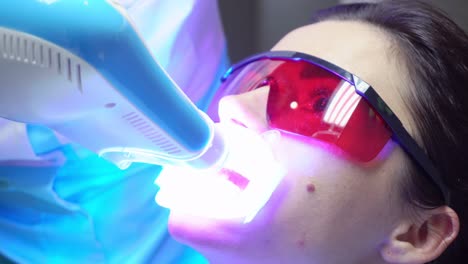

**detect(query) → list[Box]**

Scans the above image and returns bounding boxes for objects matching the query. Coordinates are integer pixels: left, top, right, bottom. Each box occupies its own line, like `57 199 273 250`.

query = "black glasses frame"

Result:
221 50 450 204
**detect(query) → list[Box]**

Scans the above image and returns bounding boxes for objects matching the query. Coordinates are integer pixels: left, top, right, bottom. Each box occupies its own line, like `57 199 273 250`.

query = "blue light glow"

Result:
155 123 286 223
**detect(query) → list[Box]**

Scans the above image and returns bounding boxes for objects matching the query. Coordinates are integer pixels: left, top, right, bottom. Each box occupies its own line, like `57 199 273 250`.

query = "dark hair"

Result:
311 1 468 263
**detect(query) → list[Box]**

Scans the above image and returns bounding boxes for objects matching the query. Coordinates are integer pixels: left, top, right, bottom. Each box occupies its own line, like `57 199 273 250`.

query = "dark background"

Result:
218 0 468 62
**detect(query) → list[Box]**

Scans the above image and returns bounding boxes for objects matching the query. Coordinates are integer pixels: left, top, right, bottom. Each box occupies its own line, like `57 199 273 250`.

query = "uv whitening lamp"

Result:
0 0 227 169
0 0 287 223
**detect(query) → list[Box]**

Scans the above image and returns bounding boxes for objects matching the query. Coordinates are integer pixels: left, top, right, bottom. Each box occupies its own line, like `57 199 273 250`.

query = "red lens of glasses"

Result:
214 58 392 162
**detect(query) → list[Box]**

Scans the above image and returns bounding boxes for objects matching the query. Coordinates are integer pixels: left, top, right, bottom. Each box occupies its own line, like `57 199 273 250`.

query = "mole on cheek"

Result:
306 183 316 193
296 234 307 249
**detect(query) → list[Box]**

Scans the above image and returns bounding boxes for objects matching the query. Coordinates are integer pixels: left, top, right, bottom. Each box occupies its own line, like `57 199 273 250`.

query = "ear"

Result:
380 206 459 264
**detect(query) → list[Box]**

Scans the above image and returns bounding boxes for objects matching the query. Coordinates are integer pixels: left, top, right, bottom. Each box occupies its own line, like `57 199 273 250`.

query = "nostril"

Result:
230 118 248 128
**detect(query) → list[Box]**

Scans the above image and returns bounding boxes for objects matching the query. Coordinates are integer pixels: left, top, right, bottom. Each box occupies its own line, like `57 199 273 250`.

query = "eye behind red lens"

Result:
266 60 392 162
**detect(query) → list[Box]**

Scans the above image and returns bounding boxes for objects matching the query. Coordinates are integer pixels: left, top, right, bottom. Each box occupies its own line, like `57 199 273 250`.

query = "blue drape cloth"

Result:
0 0 229 263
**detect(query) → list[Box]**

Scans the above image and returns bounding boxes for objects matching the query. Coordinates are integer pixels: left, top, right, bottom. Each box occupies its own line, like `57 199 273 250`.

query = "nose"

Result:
217 86 270 133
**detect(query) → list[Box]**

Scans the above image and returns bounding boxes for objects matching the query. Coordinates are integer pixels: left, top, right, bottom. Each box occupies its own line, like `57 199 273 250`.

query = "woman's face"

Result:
167 20 415 264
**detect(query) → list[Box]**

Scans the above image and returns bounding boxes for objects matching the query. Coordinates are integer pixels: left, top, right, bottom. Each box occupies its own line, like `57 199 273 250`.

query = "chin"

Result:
167 180 289 247
167 211 247 250
165 169 292 259
167 212 277 264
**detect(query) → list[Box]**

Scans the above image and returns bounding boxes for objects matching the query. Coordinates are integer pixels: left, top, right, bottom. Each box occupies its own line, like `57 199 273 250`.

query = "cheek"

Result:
265 137 384 249
263 161 326 248
294 183 317 250
248 134 401 253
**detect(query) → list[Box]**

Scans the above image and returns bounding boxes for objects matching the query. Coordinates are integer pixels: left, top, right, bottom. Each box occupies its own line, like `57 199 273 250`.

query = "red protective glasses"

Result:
210 51 450 204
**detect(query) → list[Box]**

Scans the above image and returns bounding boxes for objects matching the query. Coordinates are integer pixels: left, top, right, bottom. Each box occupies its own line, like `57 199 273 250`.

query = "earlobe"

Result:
380 222 414 263
380 206 459 264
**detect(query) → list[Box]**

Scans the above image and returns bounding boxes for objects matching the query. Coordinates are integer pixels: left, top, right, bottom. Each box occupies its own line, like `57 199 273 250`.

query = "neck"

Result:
202 249 387 264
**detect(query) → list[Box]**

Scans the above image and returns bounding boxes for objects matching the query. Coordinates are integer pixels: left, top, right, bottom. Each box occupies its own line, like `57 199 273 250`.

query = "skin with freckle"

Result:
297 237 306 249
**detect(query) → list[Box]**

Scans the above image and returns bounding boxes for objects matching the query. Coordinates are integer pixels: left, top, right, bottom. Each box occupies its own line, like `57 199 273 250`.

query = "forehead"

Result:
271 20 415 134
